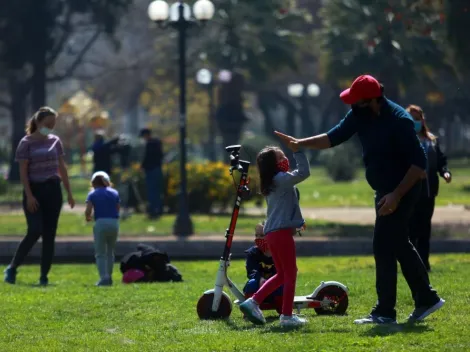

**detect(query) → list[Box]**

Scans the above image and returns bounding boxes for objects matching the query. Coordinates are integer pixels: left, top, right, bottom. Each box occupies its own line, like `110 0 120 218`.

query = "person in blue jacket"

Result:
243 223 283 307
275 75 444 325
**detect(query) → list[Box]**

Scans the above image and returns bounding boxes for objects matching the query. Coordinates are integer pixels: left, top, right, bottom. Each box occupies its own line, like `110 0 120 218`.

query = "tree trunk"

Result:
215 72 247 147
257 91 276 136
274 92 297 164
300 95 315 138
379 31 399 102
32 52 47 109
8 76 28 182
31 1 47 109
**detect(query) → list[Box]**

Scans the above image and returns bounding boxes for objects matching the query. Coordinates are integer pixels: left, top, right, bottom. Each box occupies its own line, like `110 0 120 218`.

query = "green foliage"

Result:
318 141 360 182
164 161 235 214
200 0 310 82
445 0 470 74
140 72 210 145
317 0 451 97
111 161 235 214
0 0 133 70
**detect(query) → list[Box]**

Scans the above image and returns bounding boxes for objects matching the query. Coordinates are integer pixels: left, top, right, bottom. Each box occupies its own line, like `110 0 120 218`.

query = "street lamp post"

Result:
288 83 321 164
196 68 216 161
148 0 215 236
287 83 321 138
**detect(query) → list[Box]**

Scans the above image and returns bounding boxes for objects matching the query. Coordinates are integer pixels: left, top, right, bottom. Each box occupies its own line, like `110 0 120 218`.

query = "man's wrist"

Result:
392 188 404 200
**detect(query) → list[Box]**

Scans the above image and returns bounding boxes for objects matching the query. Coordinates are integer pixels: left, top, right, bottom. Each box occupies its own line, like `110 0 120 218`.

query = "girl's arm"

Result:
57 138 75 208
58 156 72 197
19 160 33 199
275 151 311 188
246 253 262 281
85 202 93 222
436 140 450 177
19 160 38 212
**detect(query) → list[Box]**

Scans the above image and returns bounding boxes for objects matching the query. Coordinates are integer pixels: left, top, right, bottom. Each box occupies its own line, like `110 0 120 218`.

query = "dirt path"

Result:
243 205 470 225
1 204 468 226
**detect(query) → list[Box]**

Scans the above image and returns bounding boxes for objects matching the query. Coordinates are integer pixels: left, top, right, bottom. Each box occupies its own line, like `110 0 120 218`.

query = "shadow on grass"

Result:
8 282 58 288
223 314 352 334
222 316 280 331
360 322 433 337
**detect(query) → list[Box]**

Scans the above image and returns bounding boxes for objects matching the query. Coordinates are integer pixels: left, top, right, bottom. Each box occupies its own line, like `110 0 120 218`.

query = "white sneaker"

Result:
280 314 308 327
239 298 266 325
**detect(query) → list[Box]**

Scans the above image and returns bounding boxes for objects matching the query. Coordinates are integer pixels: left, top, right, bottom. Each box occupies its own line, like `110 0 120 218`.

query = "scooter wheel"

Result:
313 285 348 315
197 291 232 319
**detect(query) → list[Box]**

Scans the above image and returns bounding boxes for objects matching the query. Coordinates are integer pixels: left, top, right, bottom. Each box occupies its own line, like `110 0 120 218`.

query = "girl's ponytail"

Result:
26 117 38 135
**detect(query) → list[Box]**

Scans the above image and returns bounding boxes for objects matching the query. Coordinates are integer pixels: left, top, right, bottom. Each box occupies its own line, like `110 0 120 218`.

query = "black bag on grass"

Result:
120 244 183 282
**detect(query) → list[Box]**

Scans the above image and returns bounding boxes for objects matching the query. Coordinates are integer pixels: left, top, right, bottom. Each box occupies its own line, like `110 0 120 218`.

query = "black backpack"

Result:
120 244 183 282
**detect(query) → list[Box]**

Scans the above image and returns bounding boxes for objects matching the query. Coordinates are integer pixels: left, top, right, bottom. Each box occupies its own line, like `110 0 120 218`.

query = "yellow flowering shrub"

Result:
110 161 262 213
164 161 235 213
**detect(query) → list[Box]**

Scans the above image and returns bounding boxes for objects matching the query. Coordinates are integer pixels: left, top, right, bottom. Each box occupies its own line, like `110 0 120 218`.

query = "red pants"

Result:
252 228 297 316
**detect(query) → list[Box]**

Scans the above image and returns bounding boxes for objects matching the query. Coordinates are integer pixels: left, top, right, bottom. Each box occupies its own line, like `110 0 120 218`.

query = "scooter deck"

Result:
293 295 314 303
235 295 314 305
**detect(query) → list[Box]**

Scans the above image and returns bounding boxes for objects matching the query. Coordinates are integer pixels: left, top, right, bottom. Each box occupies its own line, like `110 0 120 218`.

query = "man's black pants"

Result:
11 179 63 277
409 193 435 271
372 183 439 319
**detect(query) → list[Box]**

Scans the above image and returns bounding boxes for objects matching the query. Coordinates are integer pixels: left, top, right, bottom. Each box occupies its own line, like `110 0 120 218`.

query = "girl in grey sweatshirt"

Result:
239 144 310 328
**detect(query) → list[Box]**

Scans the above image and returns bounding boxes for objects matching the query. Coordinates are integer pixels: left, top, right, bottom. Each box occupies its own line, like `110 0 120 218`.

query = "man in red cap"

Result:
275 74 445 325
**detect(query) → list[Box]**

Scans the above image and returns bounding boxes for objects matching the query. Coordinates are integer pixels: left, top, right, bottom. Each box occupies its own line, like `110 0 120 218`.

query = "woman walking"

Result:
407 105 452 272
4 107 75 285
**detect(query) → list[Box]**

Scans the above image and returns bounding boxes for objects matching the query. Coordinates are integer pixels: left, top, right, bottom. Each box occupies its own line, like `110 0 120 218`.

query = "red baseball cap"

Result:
339 75 382 105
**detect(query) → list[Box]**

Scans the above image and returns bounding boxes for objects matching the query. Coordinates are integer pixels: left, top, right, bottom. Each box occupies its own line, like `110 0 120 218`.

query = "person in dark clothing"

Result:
243 223 283 307
90 131 119 175
275 75 444 325
406 105 452 272
139 128 164 218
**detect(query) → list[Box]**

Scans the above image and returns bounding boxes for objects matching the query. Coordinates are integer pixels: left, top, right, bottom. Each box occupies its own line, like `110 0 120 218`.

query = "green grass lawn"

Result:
0 213 350 237
294 166 470 207
0 213 467 238
2 166 469 208
1 254 468 351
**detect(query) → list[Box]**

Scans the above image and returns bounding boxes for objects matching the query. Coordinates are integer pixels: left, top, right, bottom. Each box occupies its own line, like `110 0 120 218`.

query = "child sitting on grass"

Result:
85 171 120 286
243 223 283 312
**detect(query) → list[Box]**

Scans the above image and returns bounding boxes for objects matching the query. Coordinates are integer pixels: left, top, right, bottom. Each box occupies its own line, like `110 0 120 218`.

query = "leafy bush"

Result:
164 161 234 213
318 141 359 182
111 161 236 214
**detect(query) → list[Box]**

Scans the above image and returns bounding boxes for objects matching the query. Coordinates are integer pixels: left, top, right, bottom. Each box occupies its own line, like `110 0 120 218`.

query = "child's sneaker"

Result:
239 298 266 325
96 278 112 286
280 314 308 327
4 266 17 284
